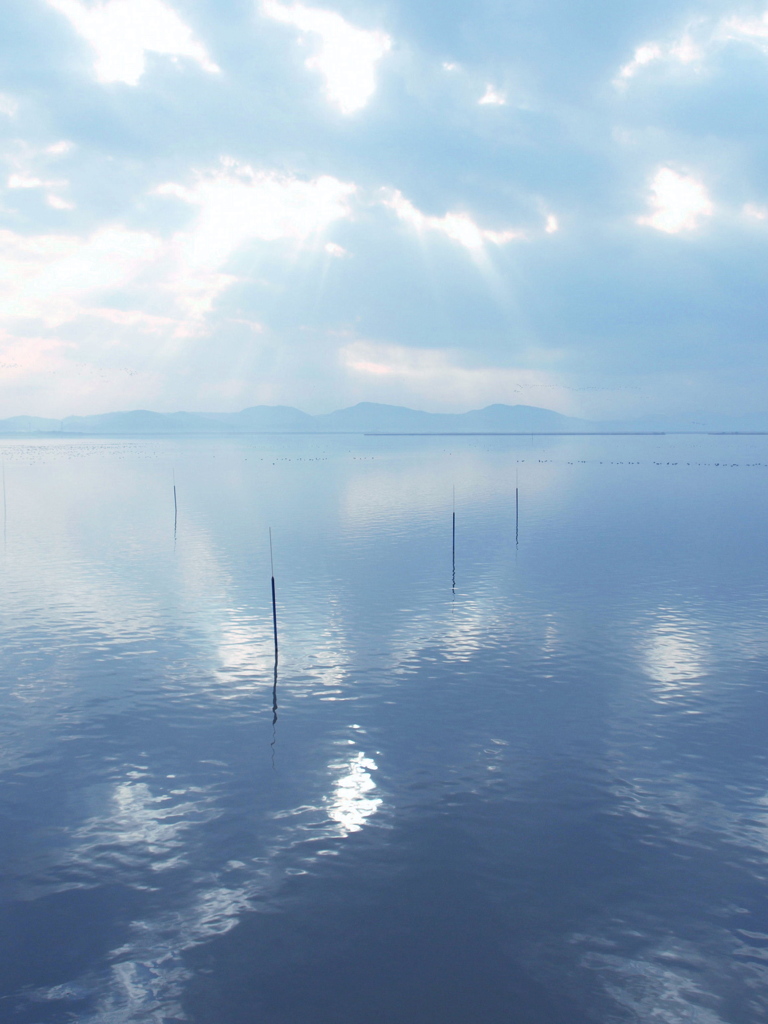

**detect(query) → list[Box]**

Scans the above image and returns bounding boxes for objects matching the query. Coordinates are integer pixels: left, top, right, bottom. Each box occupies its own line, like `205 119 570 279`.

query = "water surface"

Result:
1 433 767 1023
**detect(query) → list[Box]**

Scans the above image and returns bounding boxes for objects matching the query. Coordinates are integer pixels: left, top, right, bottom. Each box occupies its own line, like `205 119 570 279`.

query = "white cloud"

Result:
0 94 18 117
46 0 219 85
637 167 713 234
744 203 768 220
324 241 347 257
615 10 768 86
46 141 74 156
341 340 567 408
157 159 355 314
614 32 705 85
720 11 768 51
8 174 51 189
261 1 391 113
0 225 163 324
3 140 76 212
382 189 525 250
86 307 189 331
47 194 76 210
158 160 354 251
669 34 703 64
615 42 664 83
478 83 506 105
0 160 356 359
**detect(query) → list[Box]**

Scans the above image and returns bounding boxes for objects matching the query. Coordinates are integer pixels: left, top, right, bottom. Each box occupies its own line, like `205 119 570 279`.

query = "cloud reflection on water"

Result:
34 739 386 1022
641 611 710 700
5 436 768 1023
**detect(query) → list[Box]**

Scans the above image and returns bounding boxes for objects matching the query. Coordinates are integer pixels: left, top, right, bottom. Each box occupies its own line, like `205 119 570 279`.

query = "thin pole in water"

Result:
2 461 6 550
269 527 278 660
271 657 279 769
515 468 519 547
172 470 178 542
269 528 279 766
452 486 456 593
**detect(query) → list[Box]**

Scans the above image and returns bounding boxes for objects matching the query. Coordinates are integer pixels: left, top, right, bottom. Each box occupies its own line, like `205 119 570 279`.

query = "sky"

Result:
1 0 768 419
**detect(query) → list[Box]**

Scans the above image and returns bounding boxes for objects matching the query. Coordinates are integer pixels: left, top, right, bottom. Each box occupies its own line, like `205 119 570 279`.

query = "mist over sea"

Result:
1 432 767 1024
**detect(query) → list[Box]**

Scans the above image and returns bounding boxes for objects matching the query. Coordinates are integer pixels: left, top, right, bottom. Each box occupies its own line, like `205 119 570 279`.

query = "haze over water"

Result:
1 433 767 1024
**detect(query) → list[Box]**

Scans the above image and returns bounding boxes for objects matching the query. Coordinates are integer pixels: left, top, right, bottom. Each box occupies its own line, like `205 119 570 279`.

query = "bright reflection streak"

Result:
213 618 277 694
583 943 728 1024
645 631 702 684
69 778 216 874
326 751 381 833
641 614 708 702
38 743 384 1021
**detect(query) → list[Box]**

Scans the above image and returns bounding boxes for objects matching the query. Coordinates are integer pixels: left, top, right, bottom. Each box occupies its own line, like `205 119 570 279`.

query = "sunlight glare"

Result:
637 167 713 233
46 0 220 85
478 84 506 105
261 1 391 113
382 189 524 251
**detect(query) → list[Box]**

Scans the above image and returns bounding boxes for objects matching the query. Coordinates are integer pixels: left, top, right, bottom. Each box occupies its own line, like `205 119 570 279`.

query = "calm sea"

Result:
1 433 767 1024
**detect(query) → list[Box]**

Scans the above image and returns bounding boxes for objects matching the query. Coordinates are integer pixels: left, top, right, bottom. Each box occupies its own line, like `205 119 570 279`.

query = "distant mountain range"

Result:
2 402 768 435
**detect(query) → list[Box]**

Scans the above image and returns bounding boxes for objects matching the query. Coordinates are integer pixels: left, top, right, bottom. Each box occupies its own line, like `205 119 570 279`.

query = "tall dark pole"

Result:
271 651 279 768
269 527 278 660
269 527 279 766
452 486 456 593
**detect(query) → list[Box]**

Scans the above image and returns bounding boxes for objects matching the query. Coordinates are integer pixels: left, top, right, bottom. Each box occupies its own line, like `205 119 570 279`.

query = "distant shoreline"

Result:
3 430 768 439
5 403 768 435
365 431 768 436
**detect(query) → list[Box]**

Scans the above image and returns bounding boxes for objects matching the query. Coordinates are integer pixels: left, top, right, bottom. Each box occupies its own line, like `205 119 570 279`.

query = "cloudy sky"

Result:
1 0 768 419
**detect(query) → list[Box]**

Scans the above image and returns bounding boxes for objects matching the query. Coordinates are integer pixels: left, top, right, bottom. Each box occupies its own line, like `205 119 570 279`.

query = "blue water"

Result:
1 433 767 1023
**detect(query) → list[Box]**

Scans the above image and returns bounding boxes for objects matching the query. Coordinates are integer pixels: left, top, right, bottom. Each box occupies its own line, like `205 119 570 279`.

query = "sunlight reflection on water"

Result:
2 433 768 1022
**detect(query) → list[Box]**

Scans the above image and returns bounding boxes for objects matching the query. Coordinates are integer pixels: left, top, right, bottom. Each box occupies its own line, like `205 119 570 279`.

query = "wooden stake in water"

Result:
2 461 6 550
269 527 278 660
271 655 279 768
452 486 456 593
518 468 524 548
